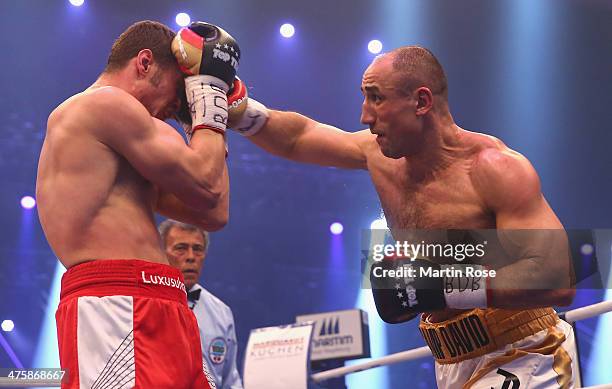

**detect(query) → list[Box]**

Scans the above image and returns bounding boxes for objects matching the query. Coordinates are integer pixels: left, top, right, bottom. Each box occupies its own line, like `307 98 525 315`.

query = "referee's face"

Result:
164 227 206 290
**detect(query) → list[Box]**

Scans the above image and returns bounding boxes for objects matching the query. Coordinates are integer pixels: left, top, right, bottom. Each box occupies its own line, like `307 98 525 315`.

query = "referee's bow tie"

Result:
187 288 201 302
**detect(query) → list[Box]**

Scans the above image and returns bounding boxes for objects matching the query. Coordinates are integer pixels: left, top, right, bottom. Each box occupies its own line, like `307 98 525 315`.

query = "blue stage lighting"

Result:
1 320 14 332
69 0 84 6
280 23 295 38
368 40 383 54
175 12 191 27
330 222 344 235
20 196 36 210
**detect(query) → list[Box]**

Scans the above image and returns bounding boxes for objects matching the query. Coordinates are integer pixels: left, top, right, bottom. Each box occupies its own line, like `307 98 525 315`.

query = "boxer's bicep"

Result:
472 148 559 228
472 148 572 298
250 110 368 169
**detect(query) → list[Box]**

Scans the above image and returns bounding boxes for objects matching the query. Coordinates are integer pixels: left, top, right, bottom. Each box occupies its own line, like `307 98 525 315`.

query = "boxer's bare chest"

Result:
368 157 495 230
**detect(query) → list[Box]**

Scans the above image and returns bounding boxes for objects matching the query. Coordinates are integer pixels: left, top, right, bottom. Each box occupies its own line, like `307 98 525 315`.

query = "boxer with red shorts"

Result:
56 260 216 388
37 20 239 388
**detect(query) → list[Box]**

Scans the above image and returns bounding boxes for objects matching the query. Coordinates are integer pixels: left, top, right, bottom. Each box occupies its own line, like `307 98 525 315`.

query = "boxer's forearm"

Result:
488 288 575 309
488 227 574 308
488 257 575 308
249 110 309 158
183 130 228 208
249 110 368 169
155 173 229 231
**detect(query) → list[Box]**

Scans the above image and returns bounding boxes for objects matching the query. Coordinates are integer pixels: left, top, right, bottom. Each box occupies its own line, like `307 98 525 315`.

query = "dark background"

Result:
0 0 611 387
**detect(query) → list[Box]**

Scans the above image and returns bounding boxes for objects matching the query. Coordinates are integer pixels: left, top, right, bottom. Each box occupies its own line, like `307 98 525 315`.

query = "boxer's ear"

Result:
415 87 433 116
136 49 153 76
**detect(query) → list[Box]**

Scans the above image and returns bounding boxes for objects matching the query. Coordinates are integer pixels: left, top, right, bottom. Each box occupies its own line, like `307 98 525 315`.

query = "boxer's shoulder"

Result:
49 87 147 131
83 86 150 119
470 142 541 210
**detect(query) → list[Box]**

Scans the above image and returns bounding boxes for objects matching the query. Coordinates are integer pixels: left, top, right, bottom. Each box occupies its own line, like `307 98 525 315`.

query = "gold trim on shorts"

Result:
419 307 559 364
462 324 570 389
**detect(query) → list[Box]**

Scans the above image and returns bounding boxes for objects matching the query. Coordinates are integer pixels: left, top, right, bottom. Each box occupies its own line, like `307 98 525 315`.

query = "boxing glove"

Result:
172 22 240 139
226 77 269 136
370 257 489 323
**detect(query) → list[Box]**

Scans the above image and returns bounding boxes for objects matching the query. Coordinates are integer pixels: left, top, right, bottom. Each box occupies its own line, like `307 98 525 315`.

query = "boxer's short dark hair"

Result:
105 20 177 73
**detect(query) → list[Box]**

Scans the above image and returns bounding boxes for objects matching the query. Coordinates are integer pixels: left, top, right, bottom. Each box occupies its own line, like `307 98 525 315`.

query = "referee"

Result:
159 219 243 389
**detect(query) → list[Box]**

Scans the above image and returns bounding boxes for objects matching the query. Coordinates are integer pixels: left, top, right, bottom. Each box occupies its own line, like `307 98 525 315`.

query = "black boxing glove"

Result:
172 22 240 138
370 257 490 324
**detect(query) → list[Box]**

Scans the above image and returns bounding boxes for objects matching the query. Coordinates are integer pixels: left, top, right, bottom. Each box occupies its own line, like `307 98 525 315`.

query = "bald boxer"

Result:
36 20 239 388
227 46 577 388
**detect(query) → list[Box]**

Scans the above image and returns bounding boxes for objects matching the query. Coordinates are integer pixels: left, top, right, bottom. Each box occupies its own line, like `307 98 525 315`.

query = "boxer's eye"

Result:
369 94 383 104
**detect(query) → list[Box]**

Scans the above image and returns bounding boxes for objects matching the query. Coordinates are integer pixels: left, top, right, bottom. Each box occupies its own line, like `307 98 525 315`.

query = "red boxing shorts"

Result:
56 259 216 389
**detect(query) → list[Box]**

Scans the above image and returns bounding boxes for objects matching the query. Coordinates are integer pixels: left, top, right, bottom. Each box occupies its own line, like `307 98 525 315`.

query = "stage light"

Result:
280 23 295 38
370 216 387 230
175 12 191 27
368 39 383 54
1 320 14 333
330 222 344 235
581 243 594 256
20 196 35 210
69 0 84 6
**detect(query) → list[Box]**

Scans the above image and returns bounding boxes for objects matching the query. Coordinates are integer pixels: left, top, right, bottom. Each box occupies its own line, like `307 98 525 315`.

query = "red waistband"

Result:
60 259 188 305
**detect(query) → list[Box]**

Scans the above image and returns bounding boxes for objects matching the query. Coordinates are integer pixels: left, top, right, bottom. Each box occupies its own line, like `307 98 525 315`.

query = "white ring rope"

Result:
311 346 432 383
562 299 612 323
311 299 612 383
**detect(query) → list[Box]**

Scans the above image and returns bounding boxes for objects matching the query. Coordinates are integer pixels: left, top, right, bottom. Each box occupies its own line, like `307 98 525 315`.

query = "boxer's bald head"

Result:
360 46 453 158
385 46 448 102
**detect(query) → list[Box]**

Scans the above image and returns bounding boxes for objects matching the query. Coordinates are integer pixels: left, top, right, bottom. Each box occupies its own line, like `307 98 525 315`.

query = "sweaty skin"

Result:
247 53 573 322
37 59 229 268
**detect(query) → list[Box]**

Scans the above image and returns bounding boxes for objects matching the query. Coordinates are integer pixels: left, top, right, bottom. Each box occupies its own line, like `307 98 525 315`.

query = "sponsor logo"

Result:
313 317 354 348
319 317 340 336
140 271 186 294
212 43 239 70
249 338 306 359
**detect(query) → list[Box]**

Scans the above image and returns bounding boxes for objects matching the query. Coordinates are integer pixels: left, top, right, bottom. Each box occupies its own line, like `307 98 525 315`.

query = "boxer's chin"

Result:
380 145 402 159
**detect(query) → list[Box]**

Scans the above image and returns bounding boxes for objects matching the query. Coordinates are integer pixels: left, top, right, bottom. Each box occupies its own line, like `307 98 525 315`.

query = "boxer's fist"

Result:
227 77 248 126
226 77 269 136
172 21 240 91
172 22 240 136
370 257 446 324
370 257 489 323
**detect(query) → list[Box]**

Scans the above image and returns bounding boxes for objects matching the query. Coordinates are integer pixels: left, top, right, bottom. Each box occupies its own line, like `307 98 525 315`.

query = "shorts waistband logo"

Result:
420 313 491 360
141 271 186 294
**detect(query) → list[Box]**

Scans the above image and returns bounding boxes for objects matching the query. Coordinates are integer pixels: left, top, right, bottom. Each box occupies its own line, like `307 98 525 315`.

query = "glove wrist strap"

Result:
184 75 228 142
232 98 269 137
442 264 489 309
